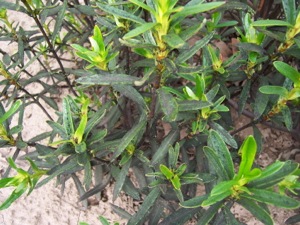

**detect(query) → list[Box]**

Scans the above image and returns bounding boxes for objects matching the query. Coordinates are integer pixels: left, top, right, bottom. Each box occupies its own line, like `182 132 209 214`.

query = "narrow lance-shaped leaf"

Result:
62 98 74 137
127 187 160 225
123 23 157 39
237 198 273 225
96 2 145 24
51 0 67 43
208 130 235 179
252 20 292 27
158 88 178 121
259 86 288 97
273 61 300 87
203 146 229 181
113 158 132 201
0 100 21 124
242 188 300 209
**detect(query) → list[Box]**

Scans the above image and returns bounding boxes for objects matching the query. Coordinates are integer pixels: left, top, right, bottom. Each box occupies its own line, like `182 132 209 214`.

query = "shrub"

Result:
0 0 300 224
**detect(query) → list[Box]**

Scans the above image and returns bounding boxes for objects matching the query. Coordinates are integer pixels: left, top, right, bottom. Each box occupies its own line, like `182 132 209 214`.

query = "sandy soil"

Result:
1 1 300 225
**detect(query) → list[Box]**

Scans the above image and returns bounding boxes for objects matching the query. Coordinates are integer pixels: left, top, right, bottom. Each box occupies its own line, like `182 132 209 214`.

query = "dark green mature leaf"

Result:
238 79 251 115
151 128 179 166
282 0 296 24
237 198 273 225
111 113 146 161
242 188 300 209
158 88 178 121
111 204 132 219
254 77 269 119
113 85 148 111
210 122 237 148
77 74 139 86
51 0 67 43
203 146 229 181
0 1 26 12
252 20 292 27
40 95 59 110
113 158 132 201
62 98 74 137
127 188 160 225
96 2 144 24
160 207 201 225
47 121 68 140
177 100 211 111
196 201 224 225
176 32 215 63
180 194 209 208
208 130 234 179
286 214 300 224
282 106 292 131
247 160 298 188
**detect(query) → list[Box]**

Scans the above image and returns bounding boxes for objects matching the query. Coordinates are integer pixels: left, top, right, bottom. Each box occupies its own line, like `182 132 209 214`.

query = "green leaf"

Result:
0 186 26 210
76 74 139 86
171 174 181 190
113 158 132 201
158 88 178 121
163 33 185 49
238 79 251 115
248 160 298 189
168 143 180 169
96 3 144 24
242 188 300 209
286 214 300 224
113 85 148 111
177 100 211 111
210 122 237 148
252 19 292 27
237 198 273 225
128 0 156 15
282 0 296 24
112 113 146 161
176 32 215 63
259 85 288 97
197 201 224 225
236 136 257 179
159 206 201 225
172 2 225 21
62 98 74 137
51 0 67 43
0 100 21 124
203 146 229 181
180 194 209 208
254 77 269 119
123 23 157 39
273 61 300 87
160 164 173 180
127 188 160 225
208 130 234 179
151 128 179 166
282 106 292 131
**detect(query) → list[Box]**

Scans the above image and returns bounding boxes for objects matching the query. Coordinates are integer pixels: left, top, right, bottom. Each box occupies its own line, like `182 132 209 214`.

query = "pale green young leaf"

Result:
171 175 181 190
0 100 21 124
163 33 185 49
159 164 173 180
0 187 26 210
93 25 105 54
236 136 257 180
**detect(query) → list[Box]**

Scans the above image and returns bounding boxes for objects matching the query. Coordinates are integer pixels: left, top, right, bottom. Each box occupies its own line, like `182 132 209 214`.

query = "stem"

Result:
21 0 77 97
